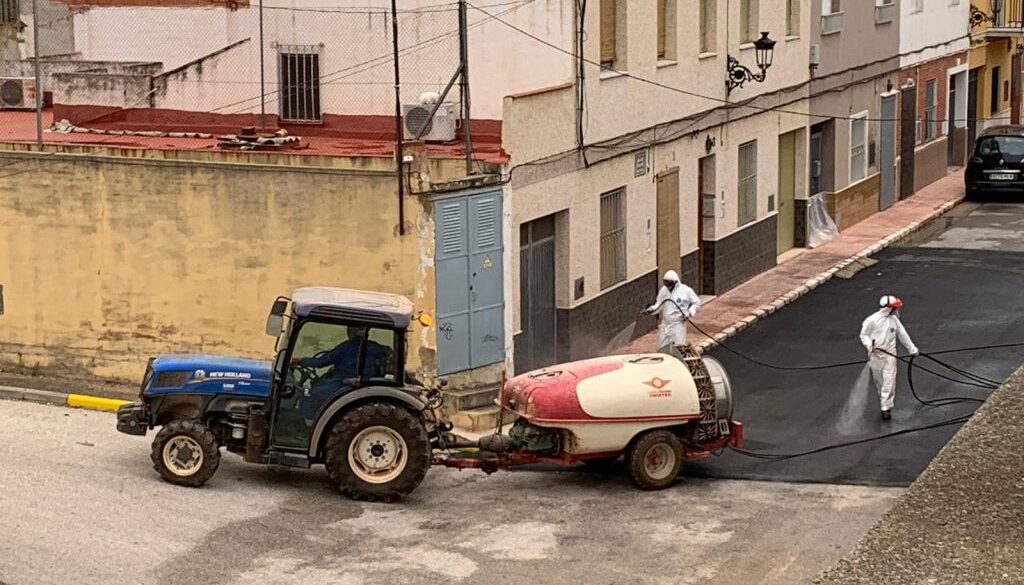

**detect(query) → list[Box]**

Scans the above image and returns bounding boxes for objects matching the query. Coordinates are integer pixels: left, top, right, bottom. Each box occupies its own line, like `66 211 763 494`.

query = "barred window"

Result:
737 141 758 226
786 0 799 36
0 0 18 24
850 113 868 182
699 0 716 53
600 188 626 289
740 0 758 43
278 45 322 123
925 79 938 143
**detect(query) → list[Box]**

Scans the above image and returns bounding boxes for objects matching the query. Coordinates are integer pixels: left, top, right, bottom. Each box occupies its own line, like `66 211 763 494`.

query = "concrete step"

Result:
441 385 499 416
450 405 503 433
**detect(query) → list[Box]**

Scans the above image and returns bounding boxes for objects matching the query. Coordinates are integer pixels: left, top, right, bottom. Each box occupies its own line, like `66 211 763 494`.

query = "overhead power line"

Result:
468 2 979 125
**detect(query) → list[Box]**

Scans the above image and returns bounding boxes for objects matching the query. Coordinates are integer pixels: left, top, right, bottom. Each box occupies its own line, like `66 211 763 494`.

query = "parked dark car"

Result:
965 125 1024 200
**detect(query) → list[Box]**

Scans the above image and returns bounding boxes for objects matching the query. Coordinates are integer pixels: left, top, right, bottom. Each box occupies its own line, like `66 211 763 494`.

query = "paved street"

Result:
2 203 1022 585
0 400 901 585
692 202 1024 486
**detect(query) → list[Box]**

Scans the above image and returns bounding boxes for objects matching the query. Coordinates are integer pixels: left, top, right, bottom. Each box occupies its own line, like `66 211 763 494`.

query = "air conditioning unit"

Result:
0 78 39 110
809 44 821 69
402 102 458 142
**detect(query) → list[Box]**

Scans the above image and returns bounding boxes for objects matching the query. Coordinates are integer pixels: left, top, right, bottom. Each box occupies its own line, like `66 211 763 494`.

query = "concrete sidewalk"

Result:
623 171 965 354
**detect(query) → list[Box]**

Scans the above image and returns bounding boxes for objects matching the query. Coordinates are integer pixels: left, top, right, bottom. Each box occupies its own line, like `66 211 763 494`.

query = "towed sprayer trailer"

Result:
116 286 742 500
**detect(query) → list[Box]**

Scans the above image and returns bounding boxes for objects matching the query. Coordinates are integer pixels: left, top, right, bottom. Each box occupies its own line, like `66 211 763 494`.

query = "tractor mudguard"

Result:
307 386 427 458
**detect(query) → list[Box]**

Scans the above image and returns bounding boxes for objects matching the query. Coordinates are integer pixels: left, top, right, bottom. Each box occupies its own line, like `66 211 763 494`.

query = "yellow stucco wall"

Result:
0 149 472 383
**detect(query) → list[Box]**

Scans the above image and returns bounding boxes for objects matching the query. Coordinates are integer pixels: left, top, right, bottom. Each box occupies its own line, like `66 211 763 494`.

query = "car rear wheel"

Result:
150 419 221 487
323 402 430 502
625 430 683 490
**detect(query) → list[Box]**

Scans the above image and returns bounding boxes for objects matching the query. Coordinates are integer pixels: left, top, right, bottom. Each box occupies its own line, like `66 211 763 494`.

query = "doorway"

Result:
656 168 681 280
948 75 958 165
697 155 716 294
880 92 897 210
968 68 979 148
518 215 556 373
777 131 797 255
434 190 505 375
809 124 824 197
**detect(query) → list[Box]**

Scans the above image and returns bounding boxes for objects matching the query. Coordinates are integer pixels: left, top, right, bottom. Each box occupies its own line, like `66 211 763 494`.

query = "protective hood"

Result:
663 270 680 283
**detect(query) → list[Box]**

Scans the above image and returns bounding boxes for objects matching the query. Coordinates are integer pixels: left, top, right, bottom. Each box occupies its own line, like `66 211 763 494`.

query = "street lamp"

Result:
970 0 1003 28
726 32 777 94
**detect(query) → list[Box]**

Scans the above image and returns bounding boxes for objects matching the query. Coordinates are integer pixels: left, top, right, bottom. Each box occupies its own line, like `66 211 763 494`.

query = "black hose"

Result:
643 298 1015 461
728 413 973 461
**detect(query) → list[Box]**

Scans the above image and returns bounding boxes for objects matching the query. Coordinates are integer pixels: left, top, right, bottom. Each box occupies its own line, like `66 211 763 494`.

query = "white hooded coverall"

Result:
859 308 918 412
648 270 701 349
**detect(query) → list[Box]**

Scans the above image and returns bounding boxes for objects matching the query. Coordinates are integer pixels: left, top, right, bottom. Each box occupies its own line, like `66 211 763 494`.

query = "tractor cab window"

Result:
272 321 398 450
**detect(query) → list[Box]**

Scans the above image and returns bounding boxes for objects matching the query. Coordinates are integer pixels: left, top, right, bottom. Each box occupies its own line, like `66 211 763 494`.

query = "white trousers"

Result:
868 353 898 412
657 320 687 349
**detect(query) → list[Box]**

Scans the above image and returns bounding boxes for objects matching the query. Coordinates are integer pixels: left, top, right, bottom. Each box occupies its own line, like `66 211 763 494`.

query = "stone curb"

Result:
0 385 129 413
693 195 964 355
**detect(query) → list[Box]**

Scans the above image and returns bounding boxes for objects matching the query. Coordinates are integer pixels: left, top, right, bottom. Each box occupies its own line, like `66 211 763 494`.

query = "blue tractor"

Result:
116 287 448 502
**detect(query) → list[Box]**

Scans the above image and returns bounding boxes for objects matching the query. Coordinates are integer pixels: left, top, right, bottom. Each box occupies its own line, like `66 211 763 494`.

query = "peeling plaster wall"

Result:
0 149 472 382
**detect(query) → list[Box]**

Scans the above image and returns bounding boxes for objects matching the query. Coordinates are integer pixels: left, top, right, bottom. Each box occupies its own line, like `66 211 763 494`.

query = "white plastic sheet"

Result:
807 192 838 248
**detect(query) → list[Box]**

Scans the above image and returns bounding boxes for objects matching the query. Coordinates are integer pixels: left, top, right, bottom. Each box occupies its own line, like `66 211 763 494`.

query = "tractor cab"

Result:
262 287 419 456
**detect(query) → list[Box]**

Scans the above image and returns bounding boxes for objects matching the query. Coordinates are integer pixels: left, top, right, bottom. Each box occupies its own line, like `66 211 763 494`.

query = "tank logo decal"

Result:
643 377 672 398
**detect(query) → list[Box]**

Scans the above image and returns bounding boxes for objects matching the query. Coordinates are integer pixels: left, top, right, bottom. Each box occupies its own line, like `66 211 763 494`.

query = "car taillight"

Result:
969 156 983 164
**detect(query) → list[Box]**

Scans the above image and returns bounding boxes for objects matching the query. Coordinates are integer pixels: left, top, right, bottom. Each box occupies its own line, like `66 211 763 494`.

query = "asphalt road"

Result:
0 400 901 585
691 202 1024 486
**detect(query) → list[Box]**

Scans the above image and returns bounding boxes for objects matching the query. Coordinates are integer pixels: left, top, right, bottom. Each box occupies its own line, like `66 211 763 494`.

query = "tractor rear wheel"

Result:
323 402 430 502
625 430 683 490
150 419 221 487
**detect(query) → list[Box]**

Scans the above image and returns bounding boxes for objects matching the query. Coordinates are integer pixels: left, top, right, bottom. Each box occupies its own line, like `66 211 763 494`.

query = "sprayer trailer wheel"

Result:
625 430 683 490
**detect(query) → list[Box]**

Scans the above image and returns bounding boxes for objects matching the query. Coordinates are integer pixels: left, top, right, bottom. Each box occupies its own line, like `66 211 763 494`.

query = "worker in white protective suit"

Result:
646 270 701 349
859 295 919 420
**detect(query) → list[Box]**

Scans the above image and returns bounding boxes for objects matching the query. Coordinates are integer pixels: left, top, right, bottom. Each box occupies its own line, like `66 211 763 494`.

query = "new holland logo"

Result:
643 377 672 398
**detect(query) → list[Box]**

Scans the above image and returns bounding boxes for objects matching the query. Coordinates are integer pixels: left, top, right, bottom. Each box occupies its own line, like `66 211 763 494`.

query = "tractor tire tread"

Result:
323 402 430 503
150 418 221 488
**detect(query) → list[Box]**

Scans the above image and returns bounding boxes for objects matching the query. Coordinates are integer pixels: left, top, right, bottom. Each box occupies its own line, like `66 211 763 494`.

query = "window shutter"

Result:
657 0 666 58
601 0 617 65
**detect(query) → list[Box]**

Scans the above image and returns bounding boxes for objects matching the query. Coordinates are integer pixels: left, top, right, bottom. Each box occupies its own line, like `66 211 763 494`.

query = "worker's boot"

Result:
880 410 892 421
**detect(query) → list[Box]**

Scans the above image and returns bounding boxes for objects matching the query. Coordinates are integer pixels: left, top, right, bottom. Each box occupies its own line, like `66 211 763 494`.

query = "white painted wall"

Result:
66 0 573 119
899 0 969 67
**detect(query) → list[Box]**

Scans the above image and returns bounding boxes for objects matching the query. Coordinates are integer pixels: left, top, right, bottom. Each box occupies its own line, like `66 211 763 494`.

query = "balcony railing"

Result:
974 1 1024 33
993 1 1024 29
875 3 896 25
821 12 845 35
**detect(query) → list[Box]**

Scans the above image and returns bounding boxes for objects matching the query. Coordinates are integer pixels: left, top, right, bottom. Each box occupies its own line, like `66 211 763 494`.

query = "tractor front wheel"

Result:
323 402 430 502
625 430 683 490
150 419 221 487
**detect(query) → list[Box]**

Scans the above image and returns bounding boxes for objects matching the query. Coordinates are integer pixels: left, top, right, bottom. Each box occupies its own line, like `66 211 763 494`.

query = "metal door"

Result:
777 131 797 254
518 216 556 373
880 93 897 210
435 190 505 375
948 76 957 166
809 128 823 196
656 169 681 279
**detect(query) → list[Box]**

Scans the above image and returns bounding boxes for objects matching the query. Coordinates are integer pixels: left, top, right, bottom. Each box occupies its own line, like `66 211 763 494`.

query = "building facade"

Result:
899 0 970 193
967 0 1024 147
507 0 813 371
